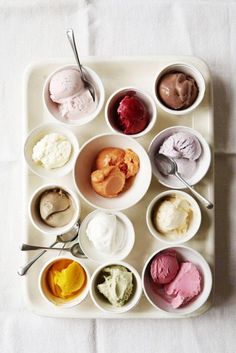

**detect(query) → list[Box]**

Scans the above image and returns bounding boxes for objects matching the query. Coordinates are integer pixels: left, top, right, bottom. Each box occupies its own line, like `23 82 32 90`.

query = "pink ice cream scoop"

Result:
49 69 96 120
150 250 179 284
164 262 202 308
49 69 84 103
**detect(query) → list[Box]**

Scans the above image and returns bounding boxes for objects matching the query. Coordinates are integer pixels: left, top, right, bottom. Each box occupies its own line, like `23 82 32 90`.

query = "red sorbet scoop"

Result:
117 95 149 134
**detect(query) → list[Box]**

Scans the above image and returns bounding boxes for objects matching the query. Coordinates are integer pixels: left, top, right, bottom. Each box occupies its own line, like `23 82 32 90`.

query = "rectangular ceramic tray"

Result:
22 56 214 318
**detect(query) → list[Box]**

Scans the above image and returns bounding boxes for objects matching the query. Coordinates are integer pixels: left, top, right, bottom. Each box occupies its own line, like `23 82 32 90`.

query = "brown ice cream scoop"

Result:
91 166 126 198
39 189 74 227
158 72 198 110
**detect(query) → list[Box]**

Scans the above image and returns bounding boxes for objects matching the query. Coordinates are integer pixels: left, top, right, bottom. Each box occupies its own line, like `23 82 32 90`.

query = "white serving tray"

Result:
22 56 214 318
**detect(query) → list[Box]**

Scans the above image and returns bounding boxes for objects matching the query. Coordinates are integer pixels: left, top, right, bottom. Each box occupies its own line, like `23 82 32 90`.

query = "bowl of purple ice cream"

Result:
43 65 105 126
148 126 211 189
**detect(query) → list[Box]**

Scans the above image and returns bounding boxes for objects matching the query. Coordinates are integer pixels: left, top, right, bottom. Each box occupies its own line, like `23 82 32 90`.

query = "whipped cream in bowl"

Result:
78 210 135 263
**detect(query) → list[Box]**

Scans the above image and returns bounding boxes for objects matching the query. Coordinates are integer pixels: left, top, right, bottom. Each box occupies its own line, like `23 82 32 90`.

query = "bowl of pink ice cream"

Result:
148 126 211 189
43 65 105 126
142 246 212 315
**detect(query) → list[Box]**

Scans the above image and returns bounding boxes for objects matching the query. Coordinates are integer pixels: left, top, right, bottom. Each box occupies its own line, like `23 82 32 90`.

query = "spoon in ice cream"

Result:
20 243 87 259
66 28 95 101
17 222 82 276
155 154 213 209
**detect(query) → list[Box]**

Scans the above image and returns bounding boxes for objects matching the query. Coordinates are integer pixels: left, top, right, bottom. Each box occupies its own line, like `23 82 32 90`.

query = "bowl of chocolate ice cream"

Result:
29 184 80 236
154 63 205 115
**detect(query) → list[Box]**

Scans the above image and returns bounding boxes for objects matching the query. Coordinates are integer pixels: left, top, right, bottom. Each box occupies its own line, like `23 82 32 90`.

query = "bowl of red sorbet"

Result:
105 87 157 138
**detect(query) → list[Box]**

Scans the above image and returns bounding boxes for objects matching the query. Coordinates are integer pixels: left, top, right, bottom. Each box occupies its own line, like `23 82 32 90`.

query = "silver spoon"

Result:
21 243 86 259
17 222 81 276
66 28 95 101
155 154 213 209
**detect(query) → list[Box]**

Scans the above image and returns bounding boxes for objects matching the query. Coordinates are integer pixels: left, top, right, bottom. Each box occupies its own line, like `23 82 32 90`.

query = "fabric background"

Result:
0 0 235 352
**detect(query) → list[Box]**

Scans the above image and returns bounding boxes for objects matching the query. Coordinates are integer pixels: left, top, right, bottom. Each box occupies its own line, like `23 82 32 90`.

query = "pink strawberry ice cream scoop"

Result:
117 95 149 134
164 262 202 308
49 68 97 121
49 69 84 103
150 250 179 284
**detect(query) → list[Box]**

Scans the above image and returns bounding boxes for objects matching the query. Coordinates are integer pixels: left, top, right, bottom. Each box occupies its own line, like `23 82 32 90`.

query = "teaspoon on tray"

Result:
21 243 86 259
155 154 214 209
17 222 82 276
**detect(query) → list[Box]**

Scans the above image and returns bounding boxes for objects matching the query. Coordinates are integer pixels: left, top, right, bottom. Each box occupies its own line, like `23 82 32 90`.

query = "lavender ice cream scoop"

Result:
159 132 202 160
158 132 202 178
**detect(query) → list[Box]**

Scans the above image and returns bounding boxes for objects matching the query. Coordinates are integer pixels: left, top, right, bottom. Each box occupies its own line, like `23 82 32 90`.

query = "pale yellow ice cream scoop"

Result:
154 195 192 235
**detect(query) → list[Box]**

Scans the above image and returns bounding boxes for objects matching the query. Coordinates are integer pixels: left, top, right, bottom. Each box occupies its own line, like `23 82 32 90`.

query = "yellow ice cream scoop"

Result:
46 259 86 300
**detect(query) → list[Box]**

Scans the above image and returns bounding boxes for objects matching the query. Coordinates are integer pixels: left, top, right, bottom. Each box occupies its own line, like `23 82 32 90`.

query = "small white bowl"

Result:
146 190 201 245
39 256 90 307
154 62 205 115
148 126 211 189
105 87 157 138
90 261 142 314
29 184 80 236
73 133 152 211
79 210 135 263
43 64 105 126
24 123 79 178
142 246 212 315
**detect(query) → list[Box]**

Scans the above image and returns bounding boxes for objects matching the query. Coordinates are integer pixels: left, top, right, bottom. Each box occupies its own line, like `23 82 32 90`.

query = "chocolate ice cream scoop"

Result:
39 188 75 227
158 72 198 110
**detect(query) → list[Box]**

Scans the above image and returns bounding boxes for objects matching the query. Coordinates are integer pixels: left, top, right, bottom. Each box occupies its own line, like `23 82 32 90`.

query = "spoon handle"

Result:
17 240 58 276
175 172 214 209
66 28 84 79
20 244 70 251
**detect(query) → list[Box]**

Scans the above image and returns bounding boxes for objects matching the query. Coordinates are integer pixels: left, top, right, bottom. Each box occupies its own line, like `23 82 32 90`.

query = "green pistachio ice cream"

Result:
97 265 133 307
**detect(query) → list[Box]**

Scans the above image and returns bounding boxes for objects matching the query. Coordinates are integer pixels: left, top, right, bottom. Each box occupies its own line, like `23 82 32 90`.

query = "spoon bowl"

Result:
155 154 177 176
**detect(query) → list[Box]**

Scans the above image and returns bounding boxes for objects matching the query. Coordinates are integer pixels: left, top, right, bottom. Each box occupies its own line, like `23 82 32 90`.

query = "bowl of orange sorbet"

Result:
39 256 90 307
73 133 152 211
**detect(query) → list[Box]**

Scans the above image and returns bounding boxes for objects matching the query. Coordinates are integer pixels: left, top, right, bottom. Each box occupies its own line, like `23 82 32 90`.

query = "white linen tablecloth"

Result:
0 1 235 352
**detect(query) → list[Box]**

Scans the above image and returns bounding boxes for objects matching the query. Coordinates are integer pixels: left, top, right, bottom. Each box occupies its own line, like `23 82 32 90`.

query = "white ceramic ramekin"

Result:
43 64 105 126
105 87 157 138
29 184 81 236
24 122 79 179
142 245 212 315
39 256 90 307
154 62 205 115
146 190 201 245
90 261 142 314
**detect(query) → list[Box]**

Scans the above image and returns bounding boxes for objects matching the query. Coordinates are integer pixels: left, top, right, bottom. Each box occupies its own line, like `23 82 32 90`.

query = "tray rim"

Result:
22 55 215 319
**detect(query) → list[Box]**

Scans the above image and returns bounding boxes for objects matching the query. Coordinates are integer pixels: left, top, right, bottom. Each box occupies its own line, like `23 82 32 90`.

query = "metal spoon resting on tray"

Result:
17 222 83 276
20 242 86 259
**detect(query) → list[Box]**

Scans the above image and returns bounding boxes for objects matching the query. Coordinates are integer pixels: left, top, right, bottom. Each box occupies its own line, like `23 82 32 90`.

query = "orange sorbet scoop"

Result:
91 166 126 198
